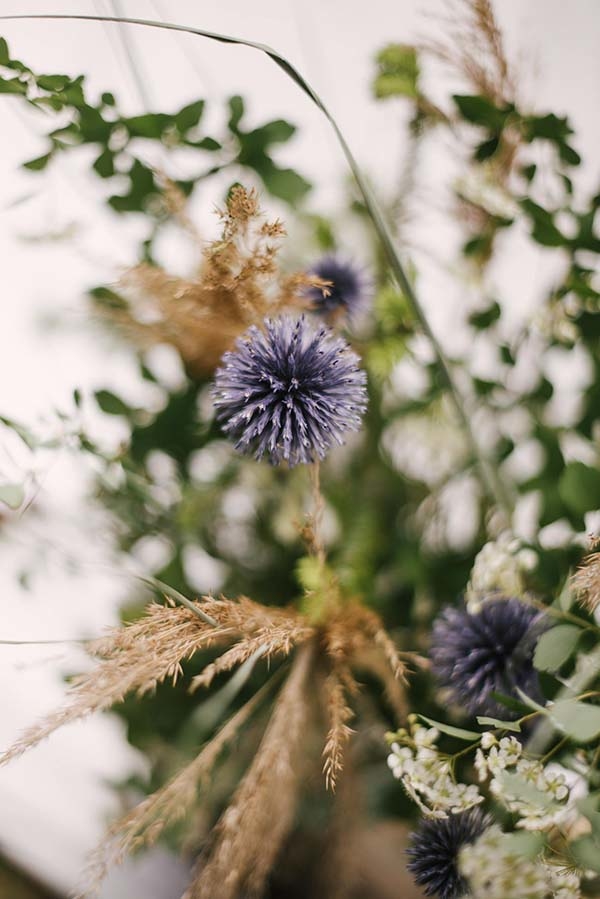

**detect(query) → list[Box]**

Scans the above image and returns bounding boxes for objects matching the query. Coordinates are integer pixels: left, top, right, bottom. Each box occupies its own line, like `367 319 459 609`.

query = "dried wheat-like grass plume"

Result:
186 640 316 899
423 0 514 106
0 595 309 767
80 678 275 897
572 542 600 614
320 602 409 791
1 567 410 897
98 185 326 376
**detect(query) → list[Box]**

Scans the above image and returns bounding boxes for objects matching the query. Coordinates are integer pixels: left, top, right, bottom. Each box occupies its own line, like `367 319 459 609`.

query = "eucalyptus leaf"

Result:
533 624 582 672
0 483 25 509
569 835 600 874
500 831 545 859
418 716 480 741
549 699 600 743
476 716 521 732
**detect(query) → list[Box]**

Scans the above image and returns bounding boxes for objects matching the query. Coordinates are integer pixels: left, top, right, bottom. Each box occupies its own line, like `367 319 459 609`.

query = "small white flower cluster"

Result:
459 825 581 899
474 734 572 830
387 717 483 818
465 531 538 611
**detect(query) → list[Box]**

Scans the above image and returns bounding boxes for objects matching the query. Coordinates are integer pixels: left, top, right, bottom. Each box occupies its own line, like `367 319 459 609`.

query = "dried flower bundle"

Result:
571 542 600 613
101 186 327 376
1 584 408 896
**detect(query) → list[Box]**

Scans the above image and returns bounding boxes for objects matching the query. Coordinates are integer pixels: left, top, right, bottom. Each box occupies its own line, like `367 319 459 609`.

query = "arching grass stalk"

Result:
0 11 512 522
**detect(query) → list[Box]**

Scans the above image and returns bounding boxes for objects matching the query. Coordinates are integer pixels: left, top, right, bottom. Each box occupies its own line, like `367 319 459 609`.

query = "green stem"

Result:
0 11 512 522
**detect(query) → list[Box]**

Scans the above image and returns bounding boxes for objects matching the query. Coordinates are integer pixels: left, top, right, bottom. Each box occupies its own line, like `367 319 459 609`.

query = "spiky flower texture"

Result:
213 316 367 466
306 255 371 319
407 809 490 899
430 598 544 718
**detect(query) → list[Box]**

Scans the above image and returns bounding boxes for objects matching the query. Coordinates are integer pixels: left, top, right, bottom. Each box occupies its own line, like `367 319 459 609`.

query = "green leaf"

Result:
228 94 245 132
0 483 25 510
534 624 582 672
476 716 522 732
93 148 115 178
559 461 600 516
569 835 600 874
578 794 600 841
0 75 28 95
549 699 600 743
474 135 500 161
520 198 565 247
0 37 10 65
373 44 419 100
174 99 205 131
22 153 52 171
258 163 311 205
88 285 127 310
248 118 296 145
36 73 70 91
495 771 559 809
94 389 131 416
194 136 221 151
501 831 545 859
468 300 501 330
125 113 171 139
418 716 481 741
453 94 510 130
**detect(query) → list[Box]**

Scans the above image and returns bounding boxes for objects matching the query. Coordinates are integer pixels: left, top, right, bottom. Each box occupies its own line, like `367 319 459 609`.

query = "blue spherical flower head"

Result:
430 597 546 719
407 809 490 899
305 255 371 320
212 316 368 466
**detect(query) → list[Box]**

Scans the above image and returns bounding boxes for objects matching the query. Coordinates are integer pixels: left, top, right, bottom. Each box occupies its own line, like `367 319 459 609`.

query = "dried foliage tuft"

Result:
79 679 274 897
571 542 600 614
186 641 316 899
98 185 327 376
423 0 514 105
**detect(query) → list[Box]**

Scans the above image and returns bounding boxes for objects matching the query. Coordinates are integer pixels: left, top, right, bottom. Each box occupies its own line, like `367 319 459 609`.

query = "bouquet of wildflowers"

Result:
1 3 600 898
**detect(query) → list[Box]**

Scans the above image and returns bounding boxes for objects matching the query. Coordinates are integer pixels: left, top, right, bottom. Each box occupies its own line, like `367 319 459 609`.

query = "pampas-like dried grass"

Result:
185 640 316 899
572 543 600 613
423 0 514 106
98 185 327 376
0 595 306 767
1 579 411 898
79 676 277 897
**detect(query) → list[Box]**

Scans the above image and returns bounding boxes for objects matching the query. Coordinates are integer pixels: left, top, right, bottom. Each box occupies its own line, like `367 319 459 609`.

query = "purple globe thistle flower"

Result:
430 597 546 719
212 316 367 466
407 808 491 899
305 255 371 319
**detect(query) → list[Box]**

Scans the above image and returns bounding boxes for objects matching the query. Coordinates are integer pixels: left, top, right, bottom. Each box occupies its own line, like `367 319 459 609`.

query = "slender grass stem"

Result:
0 11 512 521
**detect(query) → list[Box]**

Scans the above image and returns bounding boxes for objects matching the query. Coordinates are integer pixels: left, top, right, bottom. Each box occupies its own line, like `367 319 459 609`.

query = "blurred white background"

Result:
0 0 598 895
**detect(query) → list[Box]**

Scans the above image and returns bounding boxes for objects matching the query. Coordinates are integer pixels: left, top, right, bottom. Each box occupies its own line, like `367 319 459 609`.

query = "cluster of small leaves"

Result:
0 35 310 227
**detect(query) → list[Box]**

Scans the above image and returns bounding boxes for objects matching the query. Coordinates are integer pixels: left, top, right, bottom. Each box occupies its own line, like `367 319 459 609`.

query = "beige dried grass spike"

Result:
424 0 514 106
322 669 356 792
79 677 276 897
186 640 316 899
101 185 327 376
0 594 302 767
191 608 313 691
0 601 223 766
571 543 600 613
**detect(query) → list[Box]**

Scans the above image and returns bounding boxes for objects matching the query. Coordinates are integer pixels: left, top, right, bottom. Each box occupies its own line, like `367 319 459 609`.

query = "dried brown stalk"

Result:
186 640 316 899
98 186 327 376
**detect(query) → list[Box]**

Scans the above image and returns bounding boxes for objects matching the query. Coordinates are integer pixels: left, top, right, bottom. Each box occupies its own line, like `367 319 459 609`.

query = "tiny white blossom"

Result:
465 531 538 611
